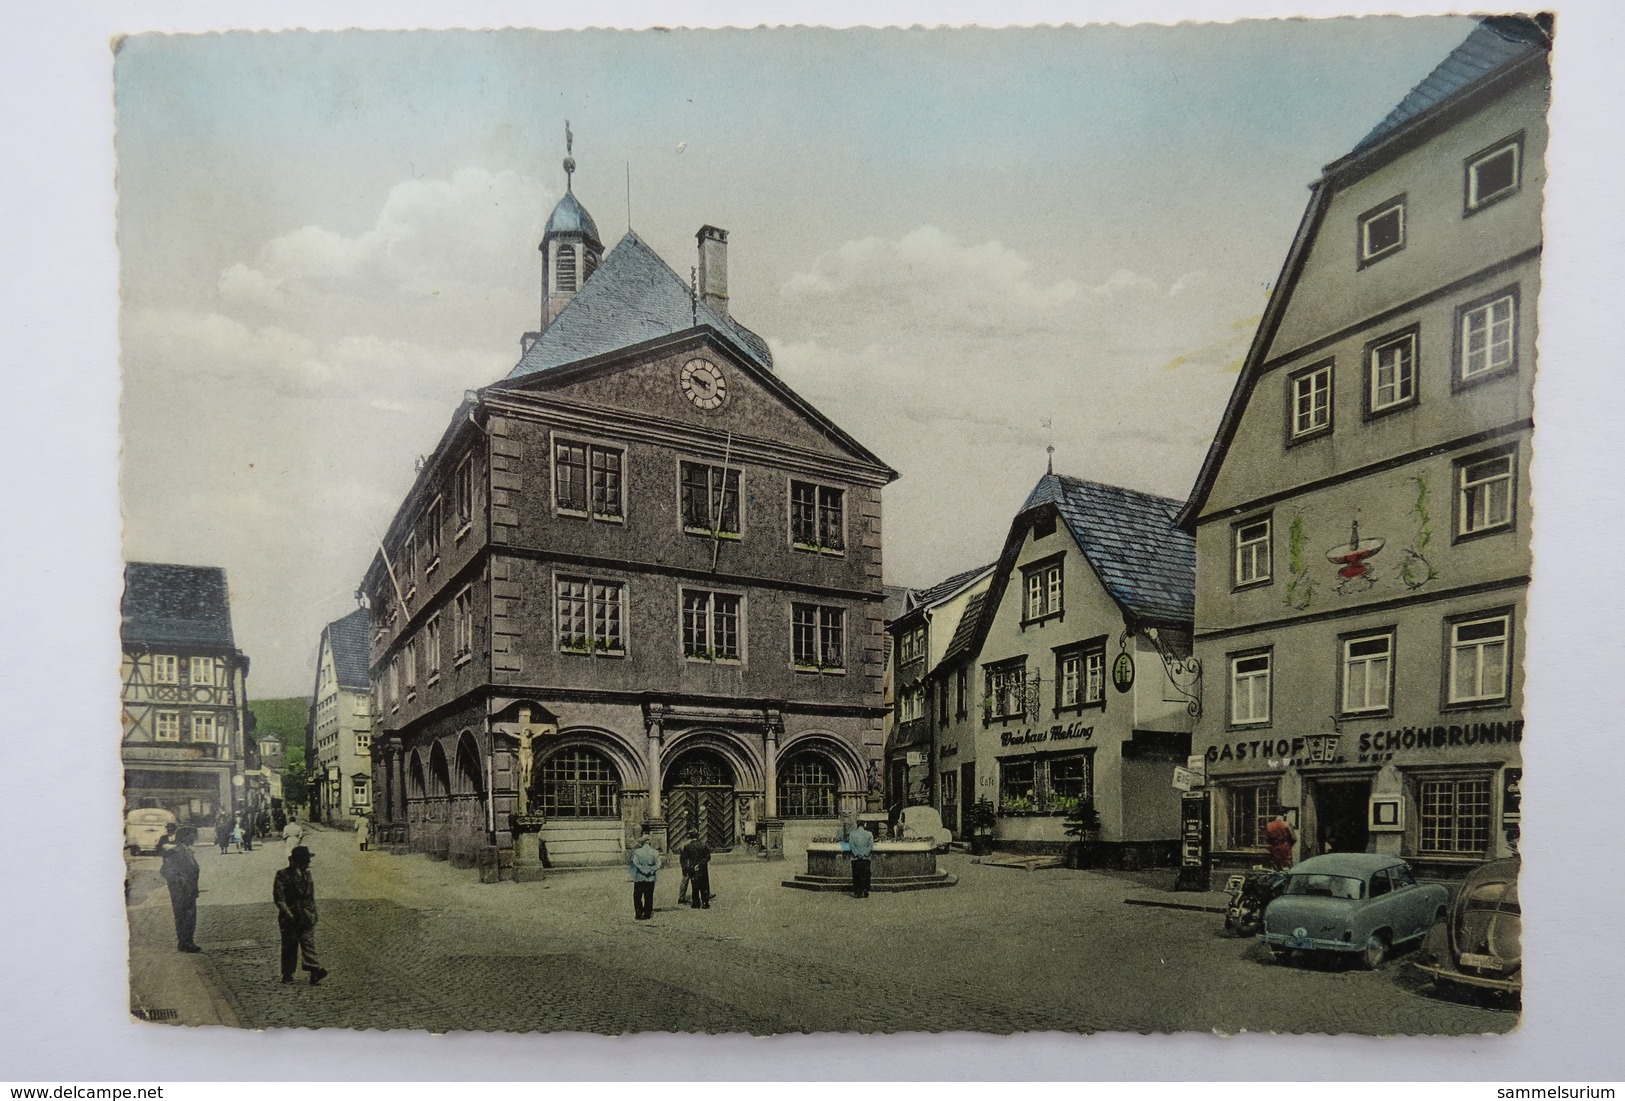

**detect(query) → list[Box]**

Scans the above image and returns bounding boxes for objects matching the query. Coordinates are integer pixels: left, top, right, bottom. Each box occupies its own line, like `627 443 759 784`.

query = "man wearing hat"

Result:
273 845 328 985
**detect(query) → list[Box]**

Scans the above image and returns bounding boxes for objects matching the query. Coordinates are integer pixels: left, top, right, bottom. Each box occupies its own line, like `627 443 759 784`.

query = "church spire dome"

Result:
538 120 603 330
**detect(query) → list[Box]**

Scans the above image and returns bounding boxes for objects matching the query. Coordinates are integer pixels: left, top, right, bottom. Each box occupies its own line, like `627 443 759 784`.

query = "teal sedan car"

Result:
1262 852 1449 969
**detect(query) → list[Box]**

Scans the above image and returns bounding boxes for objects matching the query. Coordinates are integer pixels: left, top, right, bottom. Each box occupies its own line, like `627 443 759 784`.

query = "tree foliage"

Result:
249 697 311 805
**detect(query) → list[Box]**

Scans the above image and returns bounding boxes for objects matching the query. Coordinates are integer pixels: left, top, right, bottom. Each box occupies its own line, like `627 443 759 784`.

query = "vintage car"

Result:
124 806 177 854
1414 856 1521 999
1262 852 1449 969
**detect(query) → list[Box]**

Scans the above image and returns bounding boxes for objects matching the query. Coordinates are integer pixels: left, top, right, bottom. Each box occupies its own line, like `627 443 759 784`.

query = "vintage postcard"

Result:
115 14 1545 1043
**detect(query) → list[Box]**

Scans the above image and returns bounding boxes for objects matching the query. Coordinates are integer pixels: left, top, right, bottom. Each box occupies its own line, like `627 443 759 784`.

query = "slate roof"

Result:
544 189 601 246
1352 16 1550 154
324 607 372 691
941 591 987 664
906 563 995 613
1024 474 1195 625
122 563 236 649
506 231 773 381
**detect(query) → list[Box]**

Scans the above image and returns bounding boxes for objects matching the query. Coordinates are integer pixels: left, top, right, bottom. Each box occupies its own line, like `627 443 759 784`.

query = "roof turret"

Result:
544 189 602 249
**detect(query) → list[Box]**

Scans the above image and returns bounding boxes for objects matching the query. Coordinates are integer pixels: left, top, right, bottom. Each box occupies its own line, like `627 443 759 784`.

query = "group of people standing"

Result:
627 820 878 919
627 834 717 919
152 811 329 987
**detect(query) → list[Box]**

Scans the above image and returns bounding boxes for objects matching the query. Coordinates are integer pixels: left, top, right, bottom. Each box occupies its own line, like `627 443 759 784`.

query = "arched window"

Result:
778 752 837 819
539 747 620 818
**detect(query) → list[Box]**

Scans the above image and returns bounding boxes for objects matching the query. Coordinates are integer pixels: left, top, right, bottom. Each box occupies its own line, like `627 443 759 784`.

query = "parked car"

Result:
1414 856 1521 1000
124 807 177 854
1262 852 1449 969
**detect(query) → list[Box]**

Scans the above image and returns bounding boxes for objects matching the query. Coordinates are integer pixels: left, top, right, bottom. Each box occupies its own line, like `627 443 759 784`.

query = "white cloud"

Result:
215 167 547 349
769 227 1258 588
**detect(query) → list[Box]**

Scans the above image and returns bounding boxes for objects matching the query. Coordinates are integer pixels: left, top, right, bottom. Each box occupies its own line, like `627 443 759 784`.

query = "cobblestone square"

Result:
128 826 1516 1036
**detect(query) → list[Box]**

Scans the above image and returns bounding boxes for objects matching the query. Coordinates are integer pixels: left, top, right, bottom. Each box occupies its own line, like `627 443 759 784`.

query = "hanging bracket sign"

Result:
1112 651 1135 693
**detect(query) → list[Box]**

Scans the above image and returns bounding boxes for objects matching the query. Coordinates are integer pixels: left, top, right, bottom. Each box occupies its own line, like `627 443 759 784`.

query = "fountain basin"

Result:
783 839 957 892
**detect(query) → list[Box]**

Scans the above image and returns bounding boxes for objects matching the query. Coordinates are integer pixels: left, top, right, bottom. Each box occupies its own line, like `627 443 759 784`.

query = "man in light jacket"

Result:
847 820 875 899
628 833 660 920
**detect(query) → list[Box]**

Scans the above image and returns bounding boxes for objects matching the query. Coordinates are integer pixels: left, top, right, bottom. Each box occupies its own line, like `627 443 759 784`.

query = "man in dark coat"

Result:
680 836 712 909
216 810 233 855
273 845 328 985
159 826 202 952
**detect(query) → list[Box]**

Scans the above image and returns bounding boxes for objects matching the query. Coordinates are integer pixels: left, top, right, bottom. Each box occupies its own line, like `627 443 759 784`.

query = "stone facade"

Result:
363 182 894 872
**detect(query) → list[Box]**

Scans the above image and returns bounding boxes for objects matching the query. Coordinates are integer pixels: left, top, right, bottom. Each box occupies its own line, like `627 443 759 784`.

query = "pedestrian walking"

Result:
272 806 287 834
847 819 875 899
216 810 233 855
282 813 306 851
676 841 693 906
627 833 660 920
228 820 245 854
355 813 370 852
273 845 328 985
159 826 202 953
1264 813 1296 870
241 812 254 852
681 836 712 909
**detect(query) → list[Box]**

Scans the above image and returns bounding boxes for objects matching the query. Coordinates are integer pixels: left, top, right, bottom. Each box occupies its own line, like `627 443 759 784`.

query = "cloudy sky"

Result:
117 17 1487 697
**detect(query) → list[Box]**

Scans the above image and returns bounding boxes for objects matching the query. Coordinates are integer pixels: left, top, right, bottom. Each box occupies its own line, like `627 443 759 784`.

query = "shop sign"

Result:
1353 721 1523 764
1171 765 1202 791
1204 720 1523 768
999 720 1094 748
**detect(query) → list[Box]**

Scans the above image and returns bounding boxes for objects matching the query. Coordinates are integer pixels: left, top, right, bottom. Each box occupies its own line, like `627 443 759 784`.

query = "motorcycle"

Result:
1223 866 1288 936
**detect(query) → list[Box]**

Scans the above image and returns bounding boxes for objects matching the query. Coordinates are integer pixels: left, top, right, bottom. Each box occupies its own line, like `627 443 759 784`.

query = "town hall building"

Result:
362 143 896 869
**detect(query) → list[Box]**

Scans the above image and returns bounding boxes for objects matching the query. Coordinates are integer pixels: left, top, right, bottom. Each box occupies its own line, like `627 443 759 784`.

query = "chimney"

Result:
696 225 729 317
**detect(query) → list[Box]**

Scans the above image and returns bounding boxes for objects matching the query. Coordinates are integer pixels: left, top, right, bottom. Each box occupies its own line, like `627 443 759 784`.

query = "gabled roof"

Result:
955 474 1193 670
905 563 995 614
1352 16 1551 154
122 562 236 649
323 607 372 691
882 584 914 626
1177 15 1550 531
1026 474 1195 625
507 231 773 380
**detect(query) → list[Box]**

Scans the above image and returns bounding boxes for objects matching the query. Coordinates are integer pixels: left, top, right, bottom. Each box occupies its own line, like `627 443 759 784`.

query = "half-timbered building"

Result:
120 562 252 827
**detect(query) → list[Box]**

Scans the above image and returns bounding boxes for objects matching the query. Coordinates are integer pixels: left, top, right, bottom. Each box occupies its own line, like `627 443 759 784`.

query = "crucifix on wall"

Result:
513 706 558 816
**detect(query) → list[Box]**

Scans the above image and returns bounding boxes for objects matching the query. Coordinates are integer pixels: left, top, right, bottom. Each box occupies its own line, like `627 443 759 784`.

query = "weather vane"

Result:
563 120 575 190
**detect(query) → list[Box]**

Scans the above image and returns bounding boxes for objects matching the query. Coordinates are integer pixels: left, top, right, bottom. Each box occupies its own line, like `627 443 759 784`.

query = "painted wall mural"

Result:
1398 474 1441 591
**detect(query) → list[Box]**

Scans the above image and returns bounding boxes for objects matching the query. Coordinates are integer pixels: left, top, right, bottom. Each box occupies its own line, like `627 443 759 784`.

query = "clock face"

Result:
680 358 727 410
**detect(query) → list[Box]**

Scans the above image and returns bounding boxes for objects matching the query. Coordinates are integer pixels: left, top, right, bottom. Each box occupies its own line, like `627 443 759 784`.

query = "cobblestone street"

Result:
127 826 1516 1036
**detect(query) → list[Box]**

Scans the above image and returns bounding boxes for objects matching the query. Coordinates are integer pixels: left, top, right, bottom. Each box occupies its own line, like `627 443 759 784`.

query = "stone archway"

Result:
448 731 486 862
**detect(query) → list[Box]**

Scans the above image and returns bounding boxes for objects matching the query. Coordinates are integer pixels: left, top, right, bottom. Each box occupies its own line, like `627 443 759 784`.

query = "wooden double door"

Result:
664 749 735 851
